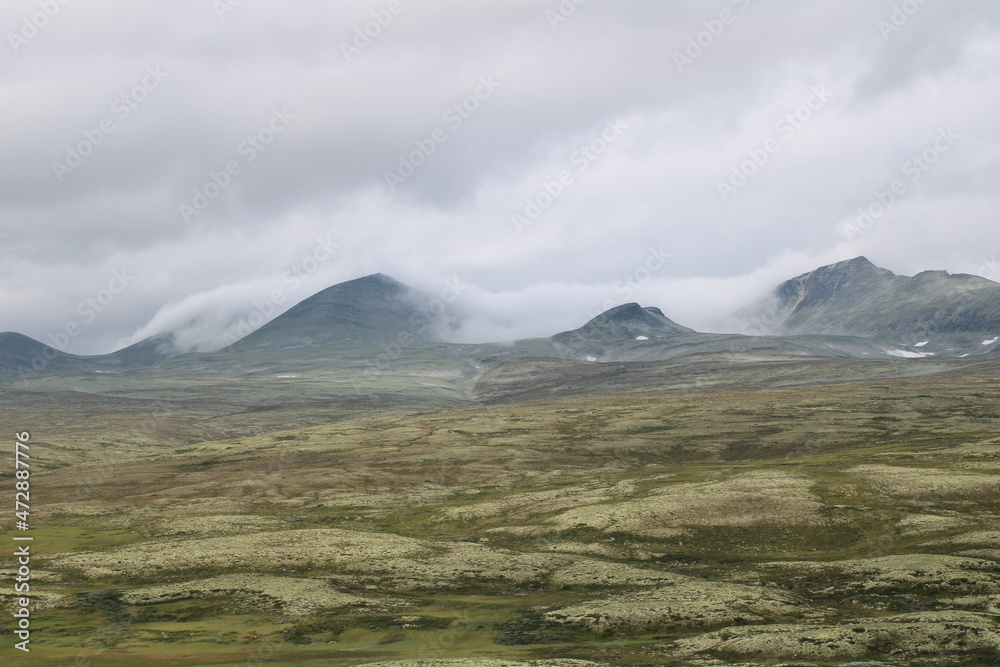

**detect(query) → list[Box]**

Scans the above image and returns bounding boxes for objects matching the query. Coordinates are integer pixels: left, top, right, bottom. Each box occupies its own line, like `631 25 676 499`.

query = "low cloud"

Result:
1 1 997 354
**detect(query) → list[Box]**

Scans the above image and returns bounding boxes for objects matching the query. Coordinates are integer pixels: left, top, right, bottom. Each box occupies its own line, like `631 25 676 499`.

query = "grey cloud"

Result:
1 0 998 354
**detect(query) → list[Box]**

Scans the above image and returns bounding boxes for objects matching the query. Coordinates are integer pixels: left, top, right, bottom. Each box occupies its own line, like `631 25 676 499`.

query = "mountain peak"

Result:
811 256 888 281
341 273 408 291
841 255 889 273
595 302 656 324
225 273 438 351
838 256 877 269
762 257 1000 339
587 302 694 333
553 302 694 345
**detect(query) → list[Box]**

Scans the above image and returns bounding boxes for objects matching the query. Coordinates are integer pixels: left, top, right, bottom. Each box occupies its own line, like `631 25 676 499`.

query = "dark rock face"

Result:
765 257 1000 339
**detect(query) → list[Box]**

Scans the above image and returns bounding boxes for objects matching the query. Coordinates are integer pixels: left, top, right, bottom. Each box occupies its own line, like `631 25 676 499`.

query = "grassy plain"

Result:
3 360 1000 665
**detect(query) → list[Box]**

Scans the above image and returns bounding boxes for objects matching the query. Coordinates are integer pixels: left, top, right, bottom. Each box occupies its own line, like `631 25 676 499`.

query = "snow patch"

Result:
914 341 929 347
884 349 934 359
982 337 998 345
959 353 970 358
635 336 649 341
586 355 597 362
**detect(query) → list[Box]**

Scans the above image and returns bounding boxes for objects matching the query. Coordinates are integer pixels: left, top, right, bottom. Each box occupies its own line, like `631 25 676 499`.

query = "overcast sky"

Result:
1 0 998 354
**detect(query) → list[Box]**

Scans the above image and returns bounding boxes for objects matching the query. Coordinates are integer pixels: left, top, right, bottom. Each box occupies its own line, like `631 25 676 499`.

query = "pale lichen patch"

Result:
761 553 1000 595
897 512 970 536
924 529 1000 548
545 579 800 632
550 470 822 536
355 660 606 667
153 514 284 536
442 481 636 521
668 610 1000 660
121 574 383 616
49 528 432 578
536 541 655 561
1 589 65 613
484 525 550 537
548 558 681 589
339 542 567 590
849 464 1000 498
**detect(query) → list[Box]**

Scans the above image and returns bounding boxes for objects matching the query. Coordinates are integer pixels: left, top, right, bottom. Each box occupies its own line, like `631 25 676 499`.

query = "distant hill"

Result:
4 262 999 385
225 273 441 352
542 302 762 363
0 332 93 382
550 303 697 360
758 257 1000 348
554 303 695 345
104 332 182 367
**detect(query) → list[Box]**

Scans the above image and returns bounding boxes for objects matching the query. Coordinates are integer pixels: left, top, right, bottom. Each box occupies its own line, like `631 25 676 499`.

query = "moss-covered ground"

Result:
3 366 1000 665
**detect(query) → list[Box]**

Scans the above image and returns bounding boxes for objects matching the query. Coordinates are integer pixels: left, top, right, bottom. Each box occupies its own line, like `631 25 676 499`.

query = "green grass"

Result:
8 366 1000 665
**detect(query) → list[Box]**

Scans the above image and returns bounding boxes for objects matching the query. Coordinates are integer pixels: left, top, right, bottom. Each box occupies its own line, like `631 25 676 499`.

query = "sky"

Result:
1 0 998 355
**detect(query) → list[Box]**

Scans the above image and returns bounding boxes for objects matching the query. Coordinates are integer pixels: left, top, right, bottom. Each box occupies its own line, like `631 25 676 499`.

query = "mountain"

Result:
554 303 695 344
225 273 442 352
544 302 696 360
103 332 183 367
0 332 97 382
757 257 1000 349
5 262 1000 387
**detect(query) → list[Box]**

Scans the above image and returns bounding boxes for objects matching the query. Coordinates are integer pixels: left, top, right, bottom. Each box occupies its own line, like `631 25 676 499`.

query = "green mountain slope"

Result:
770 256 1000 339
226 273 438 352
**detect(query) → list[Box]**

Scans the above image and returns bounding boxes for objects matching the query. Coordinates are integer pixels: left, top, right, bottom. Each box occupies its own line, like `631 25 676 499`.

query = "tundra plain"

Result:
3 358 1000 666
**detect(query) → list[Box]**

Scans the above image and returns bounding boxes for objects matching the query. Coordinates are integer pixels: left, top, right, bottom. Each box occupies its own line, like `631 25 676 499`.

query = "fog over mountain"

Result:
5 6 1000 664
4 256 998 383
1 2 998 354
